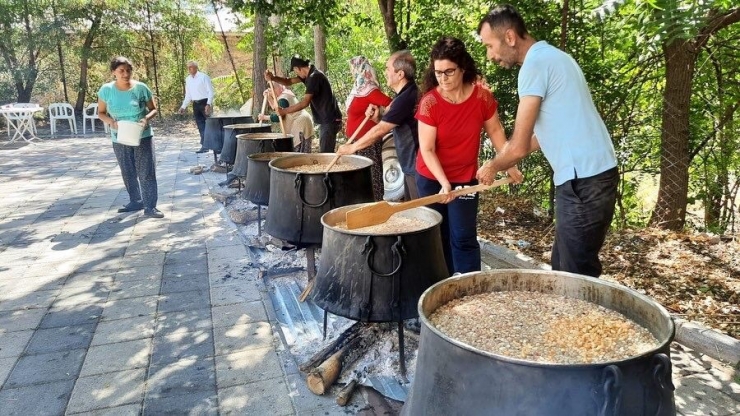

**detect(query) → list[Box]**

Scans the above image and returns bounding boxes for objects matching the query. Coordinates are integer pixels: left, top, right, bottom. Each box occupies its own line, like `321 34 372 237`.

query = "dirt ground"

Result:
478 193 740 339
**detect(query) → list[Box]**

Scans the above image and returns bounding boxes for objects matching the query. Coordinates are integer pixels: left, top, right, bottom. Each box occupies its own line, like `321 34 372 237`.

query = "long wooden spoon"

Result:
344 177 514 229
324 113 371 173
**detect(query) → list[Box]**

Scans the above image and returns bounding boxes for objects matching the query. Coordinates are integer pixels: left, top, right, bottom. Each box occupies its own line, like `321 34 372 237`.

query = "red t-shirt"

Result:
346 89 392 138
415 84 498 183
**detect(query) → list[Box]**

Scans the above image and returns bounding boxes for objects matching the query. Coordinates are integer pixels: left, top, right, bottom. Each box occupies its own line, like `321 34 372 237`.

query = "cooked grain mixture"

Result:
334 216 432 234
429 291 660 364
285 163 355 172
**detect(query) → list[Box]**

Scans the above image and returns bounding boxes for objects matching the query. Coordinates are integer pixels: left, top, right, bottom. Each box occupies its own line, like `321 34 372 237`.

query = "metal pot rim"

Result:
224 123 270 130
248 151 296 161
235 132 292 140
321 202 443 236
269 153 373 173
418 269 676 368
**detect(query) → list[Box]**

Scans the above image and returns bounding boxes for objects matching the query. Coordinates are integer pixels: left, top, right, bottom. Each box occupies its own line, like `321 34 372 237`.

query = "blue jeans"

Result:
193 99 208 145
416 174 480 275
113 137 158 210
552 167 618 277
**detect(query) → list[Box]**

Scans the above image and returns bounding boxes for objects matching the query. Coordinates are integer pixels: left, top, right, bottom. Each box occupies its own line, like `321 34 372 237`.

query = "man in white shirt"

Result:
179 61 214 153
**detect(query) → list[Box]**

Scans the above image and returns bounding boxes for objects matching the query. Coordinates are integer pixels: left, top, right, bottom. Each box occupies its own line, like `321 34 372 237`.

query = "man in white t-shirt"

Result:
179 61 214 153
476 4 619 278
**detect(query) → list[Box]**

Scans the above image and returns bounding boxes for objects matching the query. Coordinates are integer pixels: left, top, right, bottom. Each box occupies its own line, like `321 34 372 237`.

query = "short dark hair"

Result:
110 56 133 72
477 4 528 39
422 37 479 93
290 55 311 70
391 50 416 81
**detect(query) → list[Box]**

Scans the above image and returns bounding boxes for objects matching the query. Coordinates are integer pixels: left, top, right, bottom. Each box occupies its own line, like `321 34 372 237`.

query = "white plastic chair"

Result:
83 103 108 134
2 103 39 139
48 103 77 135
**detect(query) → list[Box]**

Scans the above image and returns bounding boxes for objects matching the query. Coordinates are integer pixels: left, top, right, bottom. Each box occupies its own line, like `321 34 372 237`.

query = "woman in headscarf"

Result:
258 83 315 152
345 56 392 201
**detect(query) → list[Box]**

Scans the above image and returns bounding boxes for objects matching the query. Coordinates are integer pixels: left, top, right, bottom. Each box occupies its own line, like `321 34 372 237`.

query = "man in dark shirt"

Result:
265 55 342 152
336 50 420 200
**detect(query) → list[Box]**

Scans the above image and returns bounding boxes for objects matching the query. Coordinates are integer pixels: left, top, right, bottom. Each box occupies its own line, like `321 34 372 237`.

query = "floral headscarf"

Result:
346 56 381 109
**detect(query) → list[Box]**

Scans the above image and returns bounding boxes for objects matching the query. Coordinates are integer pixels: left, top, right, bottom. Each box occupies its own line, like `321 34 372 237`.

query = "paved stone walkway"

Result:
0 129 738 415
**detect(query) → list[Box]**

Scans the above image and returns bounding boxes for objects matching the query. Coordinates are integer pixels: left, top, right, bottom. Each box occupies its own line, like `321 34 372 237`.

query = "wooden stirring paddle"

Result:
344 177 514 229
324 113 371 173
267 80 287 135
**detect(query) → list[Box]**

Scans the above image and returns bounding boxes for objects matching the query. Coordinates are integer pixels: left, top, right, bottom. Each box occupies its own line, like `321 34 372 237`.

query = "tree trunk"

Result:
145 1 162 119
313 25 327 72
75 15 101 112
377 0 406 52
253 13 268 118
212 0 245 101
649 39 695 230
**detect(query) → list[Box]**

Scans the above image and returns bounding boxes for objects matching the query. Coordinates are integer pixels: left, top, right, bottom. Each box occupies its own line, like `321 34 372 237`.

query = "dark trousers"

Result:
193 99 208 146
403 173 419 200
417 174 480 275
552 167 618 277
113 137 158 210
318 120 342 153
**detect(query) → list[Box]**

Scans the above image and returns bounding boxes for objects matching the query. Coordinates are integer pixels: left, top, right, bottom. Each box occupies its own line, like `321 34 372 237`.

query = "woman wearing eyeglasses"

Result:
415 37 522 275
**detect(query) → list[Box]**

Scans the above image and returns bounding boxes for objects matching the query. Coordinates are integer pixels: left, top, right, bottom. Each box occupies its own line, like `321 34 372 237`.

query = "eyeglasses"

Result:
434 67 458 78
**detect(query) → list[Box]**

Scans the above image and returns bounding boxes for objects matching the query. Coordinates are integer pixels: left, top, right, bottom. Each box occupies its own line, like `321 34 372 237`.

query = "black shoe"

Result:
117 202 144 213
143 208 165 218
195 148 208 153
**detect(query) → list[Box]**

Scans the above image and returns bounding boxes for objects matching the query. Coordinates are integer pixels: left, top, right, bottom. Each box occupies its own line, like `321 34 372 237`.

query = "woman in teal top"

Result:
97 56 163 218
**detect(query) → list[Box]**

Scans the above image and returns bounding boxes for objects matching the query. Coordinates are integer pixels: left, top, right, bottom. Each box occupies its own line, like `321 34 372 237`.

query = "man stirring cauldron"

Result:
475 4 619 277
264 55 342 153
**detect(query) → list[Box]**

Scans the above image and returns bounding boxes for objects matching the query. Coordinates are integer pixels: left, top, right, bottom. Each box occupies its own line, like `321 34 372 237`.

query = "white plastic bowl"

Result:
116 120 144 146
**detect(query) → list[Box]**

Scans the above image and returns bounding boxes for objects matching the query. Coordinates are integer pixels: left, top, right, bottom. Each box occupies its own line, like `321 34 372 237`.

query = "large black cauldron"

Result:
242 152 294 206
265 154 374 245
313 204 448 322
232 133 294 179
402 269 676 416
220 123 271 165
203 115 252 153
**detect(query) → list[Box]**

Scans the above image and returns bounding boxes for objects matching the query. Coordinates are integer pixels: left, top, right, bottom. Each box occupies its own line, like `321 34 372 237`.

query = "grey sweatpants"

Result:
112 137 158 209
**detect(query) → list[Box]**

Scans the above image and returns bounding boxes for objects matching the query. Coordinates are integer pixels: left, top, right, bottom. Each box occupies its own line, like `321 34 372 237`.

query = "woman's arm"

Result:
483 110 523 183
97 99 118 130
418 121 454 203
141 96 158 126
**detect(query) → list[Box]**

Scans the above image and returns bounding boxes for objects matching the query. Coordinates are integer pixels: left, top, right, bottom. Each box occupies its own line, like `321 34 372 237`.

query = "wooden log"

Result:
299 322 365 372
306 325 381 395
335 379 358 406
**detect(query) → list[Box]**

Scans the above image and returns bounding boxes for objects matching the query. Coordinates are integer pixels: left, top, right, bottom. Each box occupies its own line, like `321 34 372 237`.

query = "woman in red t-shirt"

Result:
415 37 522 274
346 56 392 201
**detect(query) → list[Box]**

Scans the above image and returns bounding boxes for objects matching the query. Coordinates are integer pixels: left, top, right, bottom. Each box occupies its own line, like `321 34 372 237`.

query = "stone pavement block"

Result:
66 368 146 414
151 329 214 366
155 308 212 337
0 379 75 416
0 289 59 311
0 308 46 333
114 265 163 282
63 271 116 288
73 256 125 273
0 331 33 358
120 252 165 268
53 285 110 308
208 266 259 287
101 296 158 321
80 338 151 376
146 357 216 396
214 346 283 388
0 273 66 293
67 403 141 416
210 282 262 306
675 374 740 416
158 289 210 313
162 260 209 279
4 349 86 387
164 248 207 265
211 301 268 328
160 275 209 294
91 315 155 346
0 356 16 385
213 321 274 356
143 389 218 416
25 324 95 354
108 279 161 300
217 377 294 416
284 373 363 416
39 304 103 329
